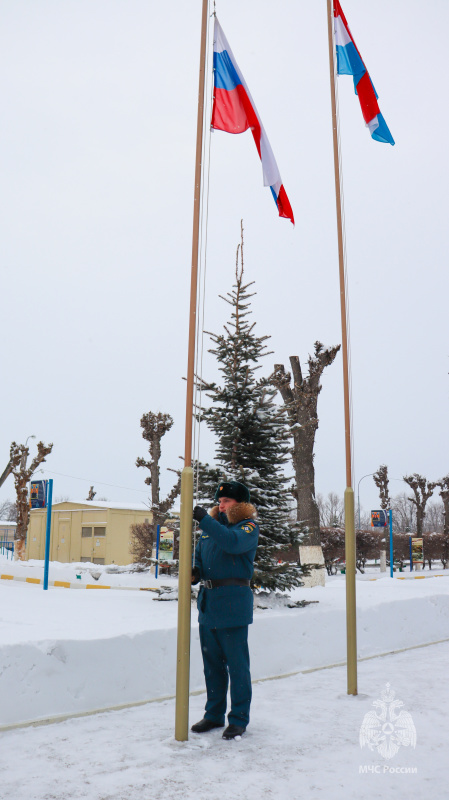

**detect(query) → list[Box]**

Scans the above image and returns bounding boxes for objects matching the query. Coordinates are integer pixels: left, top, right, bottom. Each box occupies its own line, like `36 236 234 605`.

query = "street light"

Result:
21 435 36 470
357 473 375 530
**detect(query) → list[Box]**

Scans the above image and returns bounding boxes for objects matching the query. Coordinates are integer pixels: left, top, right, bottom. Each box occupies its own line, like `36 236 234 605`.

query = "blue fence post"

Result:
389 509 394 578
155 524 161 579
409 535 413 571
43 479 53 591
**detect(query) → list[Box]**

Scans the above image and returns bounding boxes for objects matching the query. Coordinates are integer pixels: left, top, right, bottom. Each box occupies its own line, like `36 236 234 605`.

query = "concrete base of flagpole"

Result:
344 488 358 696
175 467 193 741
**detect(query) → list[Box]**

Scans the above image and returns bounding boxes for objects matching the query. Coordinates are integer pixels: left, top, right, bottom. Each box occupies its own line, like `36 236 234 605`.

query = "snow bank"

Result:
1 572 449 727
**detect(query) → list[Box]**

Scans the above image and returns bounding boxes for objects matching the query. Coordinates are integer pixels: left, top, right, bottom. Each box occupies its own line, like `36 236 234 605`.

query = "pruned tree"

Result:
373 465 390 512
11 440 53 560
270 341 341 545
373 464 390 558
436 476 449 568
436 475 449 536
403 473 437 537
0 444 25 490
134 411 181 566
86 486 96 501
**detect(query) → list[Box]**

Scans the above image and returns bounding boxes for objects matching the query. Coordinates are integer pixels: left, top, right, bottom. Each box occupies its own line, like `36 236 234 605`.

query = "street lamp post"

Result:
21 435 36 470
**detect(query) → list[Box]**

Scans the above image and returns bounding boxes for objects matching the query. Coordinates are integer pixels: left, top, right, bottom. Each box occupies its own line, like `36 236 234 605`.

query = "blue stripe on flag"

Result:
371 113 395 146
213 50 242 91
270 186 278 207
336 42 365 84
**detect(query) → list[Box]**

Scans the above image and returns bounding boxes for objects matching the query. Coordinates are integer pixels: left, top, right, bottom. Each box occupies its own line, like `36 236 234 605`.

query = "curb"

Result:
0 574 159 592
367 574 449 581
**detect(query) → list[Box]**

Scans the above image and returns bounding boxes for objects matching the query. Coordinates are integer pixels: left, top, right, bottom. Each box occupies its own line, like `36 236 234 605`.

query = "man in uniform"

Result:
191 480 258 740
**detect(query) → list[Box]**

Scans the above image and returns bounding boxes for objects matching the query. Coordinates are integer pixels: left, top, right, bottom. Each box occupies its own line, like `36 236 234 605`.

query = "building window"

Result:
94 527 106 537
93 558 105 565
80 557 91 562
82 527 92 538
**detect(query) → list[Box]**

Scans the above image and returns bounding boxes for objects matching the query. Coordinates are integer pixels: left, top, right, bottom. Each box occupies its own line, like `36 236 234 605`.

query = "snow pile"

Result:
1 569 449 727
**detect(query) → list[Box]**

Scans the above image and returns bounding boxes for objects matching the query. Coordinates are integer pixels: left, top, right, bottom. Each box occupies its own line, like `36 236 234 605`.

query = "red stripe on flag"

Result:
356 71 380 123
212 85 262 158
277 185 294 225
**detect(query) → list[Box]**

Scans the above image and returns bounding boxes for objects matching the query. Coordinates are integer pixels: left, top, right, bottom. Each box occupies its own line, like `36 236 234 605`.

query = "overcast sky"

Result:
1 0 447 516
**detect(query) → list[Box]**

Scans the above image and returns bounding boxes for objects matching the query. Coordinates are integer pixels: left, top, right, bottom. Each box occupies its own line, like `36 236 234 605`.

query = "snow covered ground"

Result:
1 555 448 798
1 555 449 728
1 641 447 799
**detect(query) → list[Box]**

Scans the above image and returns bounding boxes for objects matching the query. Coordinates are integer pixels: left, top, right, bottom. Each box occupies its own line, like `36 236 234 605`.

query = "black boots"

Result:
190 718 246 739
191 718 224 733
222 724 246 740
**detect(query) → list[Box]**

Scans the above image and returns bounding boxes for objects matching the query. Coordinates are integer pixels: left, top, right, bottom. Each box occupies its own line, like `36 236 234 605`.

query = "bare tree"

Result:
403 473 437 537
317 492 344 528
0 499 17 521
424 501 444 533
270 341 340 545
11 441 53 560
134 412 181 565
86 486 96 501
391 492 417 533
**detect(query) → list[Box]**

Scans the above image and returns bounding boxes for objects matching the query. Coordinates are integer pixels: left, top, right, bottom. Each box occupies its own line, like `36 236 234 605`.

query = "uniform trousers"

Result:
199 624 252 728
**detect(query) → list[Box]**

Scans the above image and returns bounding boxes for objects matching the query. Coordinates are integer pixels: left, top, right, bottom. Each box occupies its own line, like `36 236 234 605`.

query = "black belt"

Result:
201 578 250 589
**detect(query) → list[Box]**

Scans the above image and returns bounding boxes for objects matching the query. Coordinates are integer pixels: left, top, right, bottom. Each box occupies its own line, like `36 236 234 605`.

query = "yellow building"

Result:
25 500 152 565
0 520 16 544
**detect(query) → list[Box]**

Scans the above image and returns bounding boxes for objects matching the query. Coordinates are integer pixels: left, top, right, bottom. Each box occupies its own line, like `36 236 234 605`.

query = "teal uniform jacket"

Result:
193 502 259 629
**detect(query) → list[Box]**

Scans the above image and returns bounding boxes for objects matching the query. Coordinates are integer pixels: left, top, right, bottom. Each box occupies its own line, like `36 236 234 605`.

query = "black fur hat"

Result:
214 480 250 503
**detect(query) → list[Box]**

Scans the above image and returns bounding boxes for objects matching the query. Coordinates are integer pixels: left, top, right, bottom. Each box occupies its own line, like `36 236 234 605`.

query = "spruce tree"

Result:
199 225 303 591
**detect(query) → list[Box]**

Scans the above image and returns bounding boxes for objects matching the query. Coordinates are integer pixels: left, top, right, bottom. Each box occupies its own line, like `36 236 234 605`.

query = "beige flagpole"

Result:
175 0 210 741
326 0 357 696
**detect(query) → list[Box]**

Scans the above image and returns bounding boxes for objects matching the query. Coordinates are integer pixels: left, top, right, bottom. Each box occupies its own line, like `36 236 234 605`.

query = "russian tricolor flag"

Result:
212 18 294 224
334 0 394 145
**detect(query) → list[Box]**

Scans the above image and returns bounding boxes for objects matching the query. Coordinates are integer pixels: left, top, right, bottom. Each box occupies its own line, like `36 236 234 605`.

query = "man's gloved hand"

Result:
193 505 207 522
191 566 201 585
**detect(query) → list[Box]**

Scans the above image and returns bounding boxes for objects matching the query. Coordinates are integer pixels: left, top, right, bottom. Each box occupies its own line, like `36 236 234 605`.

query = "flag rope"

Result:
333 48 355 483
192 8 215 561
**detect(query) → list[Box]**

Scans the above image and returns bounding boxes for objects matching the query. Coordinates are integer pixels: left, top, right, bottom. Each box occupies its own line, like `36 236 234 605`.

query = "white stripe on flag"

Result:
334 15 352 47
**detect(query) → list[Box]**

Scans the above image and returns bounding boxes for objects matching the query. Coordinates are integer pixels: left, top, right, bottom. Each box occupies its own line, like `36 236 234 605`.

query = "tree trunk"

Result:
292 432 320 544
270 343 340 548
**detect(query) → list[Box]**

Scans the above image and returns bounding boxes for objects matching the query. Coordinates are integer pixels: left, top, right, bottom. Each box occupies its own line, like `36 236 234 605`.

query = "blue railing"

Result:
0 540 14 559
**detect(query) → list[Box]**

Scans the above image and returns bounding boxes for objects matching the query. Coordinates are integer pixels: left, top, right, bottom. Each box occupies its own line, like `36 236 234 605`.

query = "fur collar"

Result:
209 502 257 524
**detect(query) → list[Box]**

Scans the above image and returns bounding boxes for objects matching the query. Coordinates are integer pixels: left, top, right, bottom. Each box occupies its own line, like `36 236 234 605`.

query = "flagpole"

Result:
326 0 357 696
175 0 209 742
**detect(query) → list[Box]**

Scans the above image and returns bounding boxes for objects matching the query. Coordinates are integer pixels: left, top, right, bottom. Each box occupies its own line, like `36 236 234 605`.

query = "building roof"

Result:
34 500 151 512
